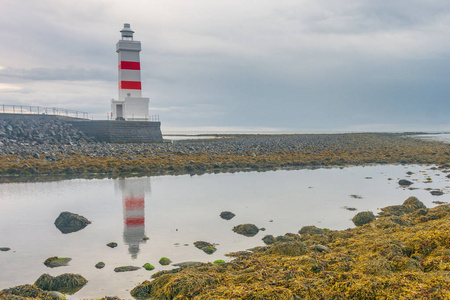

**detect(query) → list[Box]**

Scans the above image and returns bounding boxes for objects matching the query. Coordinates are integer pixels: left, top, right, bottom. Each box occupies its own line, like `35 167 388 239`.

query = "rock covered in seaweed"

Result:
378 196 427 217
352 211 376 226
232 224 259 237
34 273 87 294
114 266 140 272
54 212 91 234
193 241 217 254
0 284 63 300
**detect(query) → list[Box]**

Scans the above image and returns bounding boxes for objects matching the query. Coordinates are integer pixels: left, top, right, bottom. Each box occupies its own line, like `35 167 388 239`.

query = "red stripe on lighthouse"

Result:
120 81 142 90
124 197 145 210
125 217 145 226
119 61 141 70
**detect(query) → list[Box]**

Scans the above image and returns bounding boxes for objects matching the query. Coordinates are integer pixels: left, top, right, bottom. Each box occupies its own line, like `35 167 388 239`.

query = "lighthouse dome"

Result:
120 23 134 40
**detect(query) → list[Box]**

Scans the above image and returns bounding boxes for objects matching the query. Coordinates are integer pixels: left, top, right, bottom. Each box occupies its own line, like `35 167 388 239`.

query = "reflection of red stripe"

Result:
125 218 145 226
119 61 140 70
124 197 145 210
120 81 141 90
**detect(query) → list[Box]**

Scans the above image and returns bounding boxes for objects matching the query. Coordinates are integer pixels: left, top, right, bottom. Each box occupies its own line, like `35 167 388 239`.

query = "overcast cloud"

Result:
0 0 449 132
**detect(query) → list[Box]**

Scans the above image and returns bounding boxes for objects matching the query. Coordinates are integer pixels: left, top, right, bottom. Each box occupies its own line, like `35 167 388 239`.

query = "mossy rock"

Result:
107 242 118 248
193 241 217 254
44 257 71 268
0 247 10 252
232 224 259 237
95 262 105 269
298 225 325 235
54 212 91 234
213 260 225 264
34 273 87 294
352 211 376 226
143 263 155 271
159 257 172 266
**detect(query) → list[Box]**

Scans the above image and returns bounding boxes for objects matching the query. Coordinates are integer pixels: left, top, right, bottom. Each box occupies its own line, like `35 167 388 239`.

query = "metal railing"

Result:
1 104 89 119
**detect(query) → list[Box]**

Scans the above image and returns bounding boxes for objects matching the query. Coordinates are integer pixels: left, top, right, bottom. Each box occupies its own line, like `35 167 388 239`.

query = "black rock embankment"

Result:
0 117 94 148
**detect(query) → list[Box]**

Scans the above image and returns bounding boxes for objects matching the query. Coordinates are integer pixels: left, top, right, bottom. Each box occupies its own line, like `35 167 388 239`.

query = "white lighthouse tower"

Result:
111 23 149 121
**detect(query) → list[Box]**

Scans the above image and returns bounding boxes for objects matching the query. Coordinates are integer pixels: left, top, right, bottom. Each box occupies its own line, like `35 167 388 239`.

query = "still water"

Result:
0 165 449 299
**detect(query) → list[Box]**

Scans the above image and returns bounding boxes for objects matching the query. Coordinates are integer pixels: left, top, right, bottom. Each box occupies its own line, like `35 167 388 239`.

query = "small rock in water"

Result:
54 211 91 234
114 266 140 272
430 190 444 196
44 257 72 268
143 263 155 271
0 247 11 252
232 224 259 237
95 262 105 269
194 241 217 254
220 211 236 220
398 179 413 186
107 242 118 248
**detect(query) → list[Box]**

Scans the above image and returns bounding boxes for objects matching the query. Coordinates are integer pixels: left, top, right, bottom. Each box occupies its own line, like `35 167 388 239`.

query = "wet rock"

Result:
262 235 275 245
220 211 235 220
54 211 91 234
34 273 87 294
173 261 203 268
0 247 10 252
352 211 376 226
430 190 444 196
213 259 225 264
194 241 217 254
398 179 413 186
44 257 71 268
159 257 172 266
95 262 105 269
114 266 140 272
107 242 118 248
232 224 259 237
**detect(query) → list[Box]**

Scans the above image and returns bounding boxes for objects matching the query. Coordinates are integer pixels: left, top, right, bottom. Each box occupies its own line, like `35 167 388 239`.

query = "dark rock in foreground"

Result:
54 211 91 234
220 211 235 220
352 211 376 226
114 266 140 272
233 224 259 237
44 256 71 268
34 273 87 295
194 241 217 254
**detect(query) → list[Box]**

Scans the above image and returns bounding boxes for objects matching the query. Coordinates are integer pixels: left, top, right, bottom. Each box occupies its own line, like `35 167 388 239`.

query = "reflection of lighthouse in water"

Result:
116 177 151 259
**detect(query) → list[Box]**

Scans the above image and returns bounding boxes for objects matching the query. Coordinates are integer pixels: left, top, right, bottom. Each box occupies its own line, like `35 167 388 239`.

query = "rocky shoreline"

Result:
1 131 450 183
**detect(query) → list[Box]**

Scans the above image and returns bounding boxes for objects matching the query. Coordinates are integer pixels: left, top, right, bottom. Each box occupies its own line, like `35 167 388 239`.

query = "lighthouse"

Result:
111 23 150 121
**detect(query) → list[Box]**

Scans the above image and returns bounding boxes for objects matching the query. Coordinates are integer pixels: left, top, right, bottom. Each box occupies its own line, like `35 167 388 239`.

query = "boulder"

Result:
54 212 91 234
298 225 325 235
262 235 275 245
352 211 376 226
34 273 87 294
0 284 59 300
159 257 172 266
220 211 235 220
232 224 259 237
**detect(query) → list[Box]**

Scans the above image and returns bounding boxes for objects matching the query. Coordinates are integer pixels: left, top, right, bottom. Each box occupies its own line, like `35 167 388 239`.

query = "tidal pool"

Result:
0 165 449 299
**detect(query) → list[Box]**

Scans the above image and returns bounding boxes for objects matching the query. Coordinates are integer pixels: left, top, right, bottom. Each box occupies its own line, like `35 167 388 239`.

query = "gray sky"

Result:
1 0 449 132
